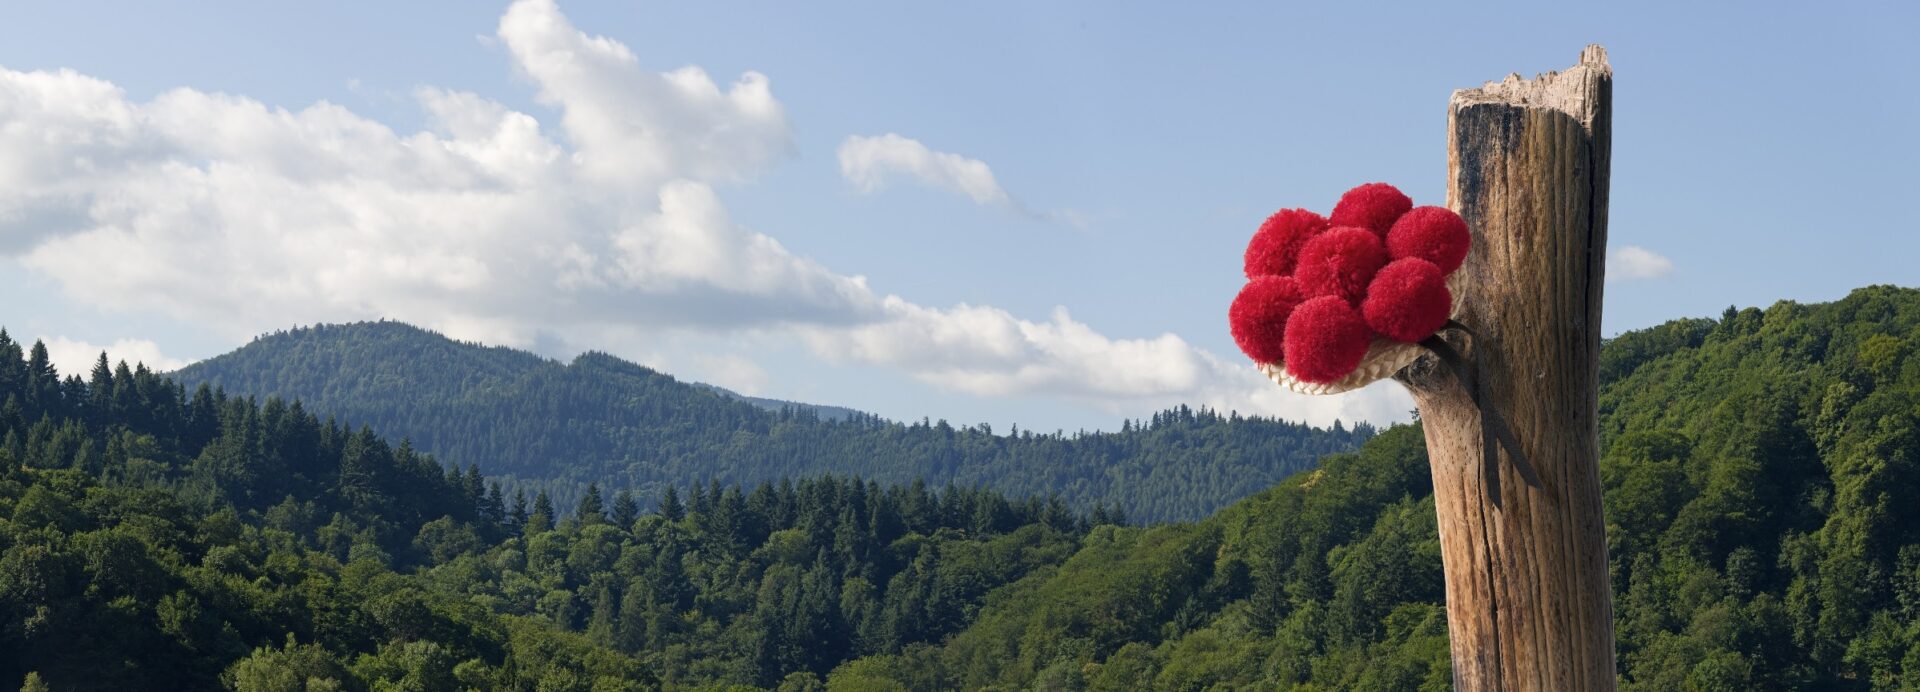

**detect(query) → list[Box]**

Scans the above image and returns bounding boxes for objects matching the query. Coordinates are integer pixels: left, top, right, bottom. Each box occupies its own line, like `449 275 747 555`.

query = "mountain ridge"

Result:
169 320 1375 522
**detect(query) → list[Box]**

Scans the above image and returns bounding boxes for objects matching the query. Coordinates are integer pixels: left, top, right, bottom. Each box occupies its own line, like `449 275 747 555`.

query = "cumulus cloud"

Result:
802 299 1409 425
0 0 1400 427
2 1 861 346
498 0 791 188
836 133 1087 229
1609 245 1675 282
39 336 187 377
838 134 1010 206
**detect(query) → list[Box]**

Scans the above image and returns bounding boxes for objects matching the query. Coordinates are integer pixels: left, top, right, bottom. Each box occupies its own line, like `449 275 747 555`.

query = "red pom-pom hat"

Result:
1244 208 1329 278
1229 275 1305 364
1294 227 1387 304
1282 296 1373 384
1329 182 1413 238
1386 206 1471 273
1363 258 1453 342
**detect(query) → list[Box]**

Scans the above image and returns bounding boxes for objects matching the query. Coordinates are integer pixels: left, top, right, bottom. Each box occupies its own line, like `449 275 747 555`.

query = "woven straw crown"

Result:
1256 271 1466 395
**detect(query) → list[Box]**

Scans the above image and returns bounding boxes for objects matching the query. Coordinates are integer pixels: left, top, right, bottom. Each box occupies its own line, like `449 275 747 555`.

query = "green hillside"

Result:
169 321 1374 523
0 333 1107 689
826 285 1920 690
8 284 1919 689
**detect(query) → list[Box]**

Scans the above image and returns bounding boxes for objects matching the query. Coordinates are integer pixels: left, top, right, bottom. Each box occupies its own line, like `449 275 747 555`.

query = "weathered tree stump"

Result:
1395 45 1617 690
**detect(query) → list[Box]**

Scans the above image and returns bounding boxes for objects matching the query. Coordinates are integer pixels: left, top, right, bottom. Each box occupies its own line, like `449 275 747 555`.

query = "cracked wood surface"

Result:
1396 44 1617 691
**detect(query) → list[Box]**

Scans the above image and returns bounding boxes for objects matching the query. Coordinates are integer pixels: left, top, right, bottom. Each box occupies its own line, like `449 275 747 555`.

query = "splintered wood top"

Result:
1452 44 1612 128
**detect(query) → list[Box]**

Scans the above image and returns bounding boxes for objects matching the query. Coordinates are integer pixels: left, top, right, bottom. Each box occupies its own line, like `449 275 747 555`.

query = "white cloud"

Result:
0 0 1401 428
838 133 1088 229
693 353 771 396
2 2 858 344
1609 245 1675 282
498 0 790 188
838 133 1011 206
802 299 1409 426
39 336 187 377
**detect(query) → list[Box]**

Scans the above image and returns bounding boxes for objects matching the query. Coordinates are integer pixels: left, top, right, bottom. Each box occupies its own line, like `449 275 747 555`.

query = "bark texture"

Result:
1396 45 1617 690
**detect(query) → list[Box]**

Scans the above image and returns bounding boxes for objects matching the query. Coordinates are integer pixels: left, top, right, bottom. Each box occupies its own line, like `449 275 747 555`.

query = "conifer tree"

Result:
658 486 684 522
577 483 605 524
508 489 528 529
611 489 639 528
87 353 112 422
528 490 554 534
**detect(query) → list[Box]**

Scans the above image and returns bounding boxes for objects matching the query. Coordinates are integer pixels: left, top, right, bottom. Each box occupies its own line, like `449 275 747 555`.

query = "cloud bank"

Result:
0 0 1402 427
39 336 186 377
1609 245 1675 282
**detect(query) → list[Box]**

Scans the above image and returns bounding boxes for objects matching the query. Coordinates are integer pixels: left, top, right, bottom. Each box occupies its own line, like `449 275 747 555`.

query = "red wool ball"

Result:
1283 296 1374 384
1386 206 1471 273
1294 227 1387 304
1244 208 1330 278
1363 258 1453 342
1229 275 1305 364
1329 182 1413 237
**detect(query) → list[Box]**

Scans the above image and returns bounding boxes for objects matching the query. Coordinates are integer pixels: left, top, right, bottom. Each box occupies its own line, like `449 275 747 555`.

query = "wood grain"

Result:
1395 44 1617 690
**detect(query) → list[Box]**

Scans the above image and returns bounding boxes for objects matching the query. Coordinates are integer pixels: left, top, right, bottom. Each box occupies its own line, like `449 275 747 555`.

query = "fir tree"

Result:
528 490 554 534
577 483 605 524
611 489 639 528
508 488 529 529
658 486 684 522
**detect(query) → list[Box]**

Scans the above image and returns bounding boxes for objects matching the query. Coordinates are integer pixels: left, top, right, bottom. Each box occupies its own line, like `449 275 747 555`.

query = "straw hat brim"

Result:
1257 270 1466 395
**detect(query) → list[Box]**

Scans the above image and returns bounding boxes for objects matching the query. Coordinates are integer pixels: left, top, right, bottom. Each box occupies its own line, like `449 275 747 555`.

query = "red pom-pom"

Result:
1283 296 1373 383
1294 227 1386 304
1363 258 1452 342
1229 275 1304 364
1244 208 1329 278
1329 182 1413 237
1386 206 1470 273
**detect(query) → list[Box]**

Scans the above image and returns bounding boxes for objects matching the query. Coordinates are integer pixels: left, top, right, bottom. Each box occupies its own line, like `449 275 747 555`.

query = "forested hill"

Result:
169 321 1375 523
0 330 1110 689
689 382 864 422
8 284 1920 688
819 284 1920 689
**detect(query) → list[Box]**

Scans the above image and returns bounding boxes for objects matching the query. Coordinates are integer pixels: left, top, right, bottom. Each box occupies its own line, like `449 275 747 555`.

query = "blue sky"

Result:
1 0 1914 432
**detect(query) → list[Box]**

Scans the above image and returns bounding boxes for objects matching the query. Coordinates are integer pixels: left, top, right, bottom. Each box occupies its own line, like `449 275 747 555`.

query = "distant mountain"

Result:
0 326 1100 689
688 382 863 422
16 285 1918 688
170 321 1374 522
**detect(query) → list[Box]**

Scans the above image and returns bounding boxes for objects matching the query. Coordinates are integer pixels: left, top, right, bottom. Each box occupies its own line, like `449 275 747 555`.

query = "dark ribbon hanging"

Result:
1418 320 1544 508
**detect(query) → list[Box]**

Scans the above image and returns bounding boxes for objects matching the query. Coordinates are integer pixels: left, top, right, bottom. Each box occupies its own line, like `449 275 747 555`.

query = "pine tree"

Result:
484 482 507 528
528 490 554 534
508 488 529 529
577 483 605 524
186 384 220 451
586 580 618 646
87 352 113 422
612 489 639 528
110 362 137 427
659 486 684 522
462 465 486 510
26 340 54 389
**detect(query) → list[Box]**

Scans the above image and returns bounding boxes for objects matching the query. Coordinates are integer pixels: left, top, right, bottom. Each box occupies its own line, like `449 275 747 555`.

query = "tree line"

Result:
170 321 1374 523
0 332 1107 689
820 284 1920 690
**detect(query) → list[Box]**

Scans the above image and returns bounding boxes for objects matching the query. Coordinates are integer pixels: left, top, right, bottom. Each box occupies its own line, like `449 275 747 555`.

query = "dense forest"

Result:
0 334 1105 689
825 284 1920 690
6 283 1920 689
170 322 1374 523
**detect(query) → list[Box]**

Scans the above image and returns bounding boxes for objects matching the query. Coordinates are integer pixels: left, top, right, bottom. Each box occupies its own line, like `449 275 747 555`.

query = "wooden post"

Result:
1396 45 1616 690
